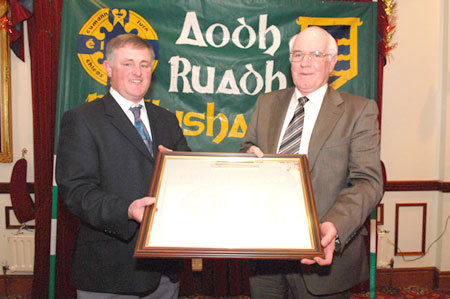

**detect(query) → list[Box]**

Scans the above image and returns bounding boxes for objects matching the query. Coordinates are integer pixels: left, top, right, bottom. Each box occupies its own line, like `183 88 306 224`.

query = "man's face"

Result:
103 45 153 103
290 29 337 96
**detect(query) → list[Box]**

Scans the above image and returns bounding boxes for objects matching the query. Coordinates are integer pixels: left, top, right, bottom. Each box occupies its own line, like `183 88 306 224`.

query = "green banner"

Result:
56 0 377 152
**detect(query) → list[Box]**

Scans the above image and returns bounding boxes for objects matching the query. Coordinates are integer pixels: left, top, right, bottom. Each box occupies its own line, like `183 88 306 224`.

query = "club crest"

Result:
296 17 363 90
77 8 159 86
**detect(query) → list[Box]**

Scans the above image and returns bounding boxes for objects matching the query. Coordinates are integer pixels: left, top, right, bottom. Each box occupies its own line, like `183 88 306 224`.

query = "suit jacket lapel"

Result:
268 88 295 152
145 101 161 156
103 93 153 160
308 87 344 171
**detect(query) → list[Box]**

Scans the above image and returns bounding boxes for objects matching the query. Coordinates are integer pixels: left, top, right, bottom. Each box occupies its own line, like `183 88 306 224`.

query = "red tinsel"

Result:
0 15 13 33
378 0 398 59
0 15 20 42
0 16 14 33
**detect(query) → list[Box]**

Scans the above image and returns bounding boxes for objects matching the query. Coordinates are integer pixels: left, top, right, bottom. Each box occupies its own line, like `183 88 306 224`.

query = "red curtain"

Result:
24 0 385 297
26 0 63 297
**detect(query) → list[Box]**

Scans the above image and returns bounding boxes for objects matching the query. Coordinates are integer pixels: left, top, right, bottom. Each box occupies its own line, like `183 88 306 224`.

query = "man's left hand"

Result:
158 145 173 152
301 222 337 266
128 196 156 223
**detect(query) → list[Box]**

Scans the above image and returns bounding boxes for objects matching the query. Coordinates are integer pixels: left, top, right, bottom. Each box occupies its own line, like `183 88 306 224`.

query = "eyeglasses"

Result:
290 51 332 62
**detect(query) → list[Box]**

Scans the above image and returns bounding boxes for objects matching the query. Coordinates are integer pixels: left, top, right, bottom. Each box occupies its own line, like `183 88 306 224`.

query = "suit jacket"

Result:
241 86 383 295
56 93 190 294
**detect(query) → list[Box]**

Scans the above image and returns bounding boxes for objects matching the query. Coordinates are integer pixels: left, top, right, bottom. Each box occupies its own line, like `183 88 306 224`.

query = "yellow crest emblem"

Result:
296 17 363 89
77 8 159 86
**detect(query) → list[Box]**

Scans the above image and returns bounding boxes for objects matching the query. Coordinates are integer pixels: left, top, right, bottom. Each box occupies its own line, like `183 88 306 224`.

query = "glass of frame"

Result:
0 0 12 163
135 152 323 260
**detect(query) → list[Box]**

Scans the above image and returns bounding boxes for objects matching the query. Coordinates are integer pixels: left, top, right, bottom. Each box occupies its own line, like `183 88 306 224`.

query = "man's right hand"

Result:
128 197 156 223
247 145 264 158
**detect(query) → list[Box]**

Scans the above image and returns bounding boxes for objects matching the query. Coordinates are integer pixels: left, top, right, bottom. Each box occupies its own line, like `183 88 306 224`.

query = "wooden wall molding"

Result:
376 267 450 290
386 180 450 192
0 182 34 194
0 275 33 297
438 271 450 290
0 181 449 194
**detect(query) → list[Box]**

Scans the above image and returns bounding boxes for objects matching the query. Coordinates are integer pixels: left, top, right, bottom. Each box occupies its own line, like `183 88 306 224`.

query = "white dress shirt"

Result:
110 87 153 140
276 84 327 156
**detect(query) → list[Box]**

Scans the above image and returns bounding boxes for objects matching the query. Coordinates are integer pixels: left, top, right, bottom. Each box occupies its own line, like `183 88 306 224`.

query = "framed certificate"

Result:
135 152 323 260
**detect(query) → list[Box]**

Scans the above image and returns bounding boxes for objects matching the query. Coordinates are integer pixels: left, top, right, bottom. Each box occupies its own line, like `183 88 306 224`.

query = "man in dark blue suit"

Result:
56 33 190 298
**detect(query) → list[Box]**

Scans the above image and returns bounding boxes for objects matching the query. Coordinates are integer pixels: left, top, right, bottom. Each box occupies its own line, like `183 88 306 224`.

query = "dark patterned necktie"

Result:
130 105 153 156
278 96 309 154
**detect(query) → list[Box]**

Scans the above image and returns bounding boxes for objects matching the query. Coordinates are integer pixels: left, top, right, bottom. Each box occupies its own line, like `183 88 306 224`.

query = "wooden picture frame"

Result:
0 0 12 163
5 206 35 229
394 203 426 256
377 203 384 225
135 152 323 260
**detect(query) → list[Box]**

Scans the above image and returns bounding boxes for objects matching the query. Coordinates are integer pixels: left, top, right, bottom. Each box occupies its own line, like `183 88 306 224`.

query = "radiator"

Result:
377 231 392 268
7 234 35 273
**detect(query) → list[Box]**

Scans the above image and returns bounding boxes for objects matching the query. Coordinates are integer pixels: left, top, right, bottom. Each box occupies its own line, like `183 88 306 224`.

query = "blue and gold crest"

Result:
77 8 159 86
296 17 363 90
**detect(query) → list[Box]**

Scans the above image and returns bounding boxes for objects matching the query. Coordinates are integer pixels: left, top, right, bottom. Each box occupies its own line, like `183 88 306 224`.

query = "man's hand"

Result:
128 145 171 223
128 197 156 223
301 222 337 266
247 145 264 158
158 145 173 152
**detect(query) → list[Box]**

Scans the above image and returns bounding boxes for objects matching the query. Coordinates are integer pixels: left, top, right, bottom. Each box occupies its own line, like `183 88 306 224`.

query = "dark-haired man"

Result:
57 33 190 298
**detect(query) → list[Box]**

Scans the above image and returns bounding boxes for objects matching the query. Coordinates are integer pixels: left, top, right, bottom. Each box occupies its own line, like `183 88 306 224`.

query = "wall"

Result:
440 0 450 273
0 22 35 272
378 0 450 275
0 0 449 282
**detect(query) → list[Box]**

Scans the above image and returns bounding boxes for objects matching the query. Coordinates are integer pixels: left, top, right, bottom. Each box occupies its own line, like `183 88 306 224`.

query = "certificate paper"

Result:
135 152 323 260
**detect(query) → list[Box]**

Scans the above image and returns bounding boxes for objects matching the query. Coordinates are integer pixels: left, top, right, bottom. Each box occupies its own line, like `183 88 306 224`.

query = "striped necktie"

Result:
278 96 309 154
130 105 153 156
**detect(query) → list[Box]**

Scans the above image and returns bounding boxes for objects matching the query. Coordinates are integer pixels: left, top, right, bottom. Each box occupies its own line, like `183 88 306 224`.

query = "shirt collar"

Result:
109 87 146 111
294 84 328 107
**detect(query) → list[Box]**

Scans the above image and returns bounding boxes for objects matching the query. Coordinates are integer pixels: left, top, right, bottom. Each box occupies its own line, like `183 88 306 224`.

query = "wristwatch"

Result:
335 234 342 252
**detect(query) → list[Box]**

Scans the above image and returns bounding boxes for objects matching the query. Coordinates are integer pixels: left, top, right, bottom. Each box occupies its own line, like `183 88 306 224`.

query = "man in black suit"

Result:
56 33 190 298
